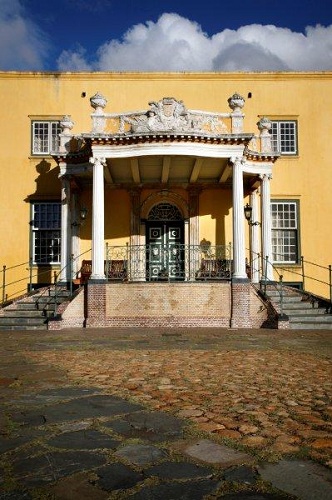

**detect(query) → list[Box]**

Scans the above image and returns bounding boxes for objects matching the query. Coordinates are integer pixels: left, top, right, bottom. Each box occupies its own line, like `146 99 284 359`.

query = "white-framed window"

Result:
32 121 61 155
31 202 61 264
271 121 298 155
271 201 299 264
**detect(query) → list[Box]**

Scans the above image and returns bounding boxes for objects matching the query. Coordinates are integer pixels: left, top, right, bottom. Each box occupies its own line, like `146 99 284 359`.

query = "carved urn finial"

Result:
257 116 272 134
60 115 74 134
228 93 245 112
90 92 107 113
257 117 272 153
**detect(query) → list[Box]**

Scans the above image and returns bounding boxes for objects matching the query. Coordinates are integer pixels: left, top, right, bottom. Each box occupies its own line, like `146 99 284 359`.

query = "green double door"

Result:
146 222 184 281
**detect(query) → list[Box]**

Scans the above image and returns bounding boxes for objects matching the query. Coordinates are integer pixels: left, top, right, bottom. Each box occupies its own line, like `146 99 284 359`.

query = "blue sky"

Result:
1 0 332 71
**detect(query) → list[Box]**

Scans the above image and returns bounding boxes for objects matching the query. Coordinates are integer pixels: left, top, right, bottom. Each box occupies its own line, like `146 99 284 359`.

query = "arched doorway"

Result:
146 203 184 281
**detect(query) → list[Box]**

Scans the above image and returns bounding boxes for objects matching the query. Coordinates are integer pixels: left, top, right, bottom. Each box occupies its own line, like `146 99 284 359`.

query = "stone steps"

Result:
267 287 332 330
0 287 71 331
289 321 332 329
0 318 47 330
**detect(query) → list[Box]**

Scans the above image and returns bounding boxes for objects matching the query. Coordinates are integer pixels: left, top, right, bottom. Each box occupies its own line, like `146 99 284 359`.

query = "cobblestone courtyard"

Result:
1 328 331 498
5 329 332 462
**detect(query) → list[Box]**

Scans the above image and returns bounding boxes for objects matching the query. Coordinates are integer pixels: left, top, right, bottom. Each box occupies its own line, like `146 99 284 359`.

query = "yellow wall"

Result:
1 71 332 299
199 189 232 246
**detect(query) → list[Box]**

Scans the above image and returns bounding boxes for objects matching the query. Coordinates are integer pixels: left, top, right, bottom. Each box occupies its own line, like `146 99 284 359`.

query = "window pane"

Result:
270 122 279 152
272 229 297 263
33 122 49 154
271 202 297 229
51 122 61 152
270 121 297 155
271 201 298 263
280 122 296 153
33 203 61 229
32 121 60 154
34 230 61 264
32 202 61 264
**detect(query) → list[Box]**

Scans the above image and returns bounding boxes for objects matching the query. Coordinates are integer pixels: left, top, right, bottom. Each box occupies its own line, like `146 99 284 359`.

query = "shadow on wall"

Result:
29 159 61 197
24 160 62 287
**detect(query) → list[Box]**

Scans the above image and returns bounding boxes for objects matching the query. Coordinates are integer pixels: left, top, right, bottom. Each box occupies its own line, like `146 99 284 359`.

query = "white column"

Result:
250 190 261 283
71 191 80 279
261 173 274 281
129 189 141 281
90 157 106 280
232 158 247 279
188 188 200 281
59 176 71 282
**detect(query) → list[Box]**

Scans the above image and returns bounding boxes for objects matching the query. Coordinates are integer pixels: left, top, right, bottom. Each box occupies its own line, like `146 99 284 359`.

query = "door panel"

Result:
146 222 184 281
147 225 164 280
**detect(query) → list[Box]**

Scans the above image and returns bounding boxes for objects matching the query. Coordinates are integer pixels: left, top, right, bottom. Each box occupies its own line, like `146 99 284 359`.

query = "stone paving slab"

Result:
0 493 32 500
47 429 121 450
222 465 259 484
0 328 331 499
183 439 253 466
128 479 221 499
258 460 332 500
12 450 108 486
50 472 109 500
114 443 168 466
144 461 214 479
94 463 144 492
9 394 144 426
103 409 185 442
219 495 290 499
8 387 102 406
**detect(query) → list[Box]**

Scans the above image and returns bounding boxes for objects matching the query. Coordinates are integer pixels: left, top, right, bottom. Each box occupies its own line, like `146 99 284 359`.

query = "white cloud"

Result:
1 5 331 72
57 13 332 72
57 46 91 71
0 0 49 70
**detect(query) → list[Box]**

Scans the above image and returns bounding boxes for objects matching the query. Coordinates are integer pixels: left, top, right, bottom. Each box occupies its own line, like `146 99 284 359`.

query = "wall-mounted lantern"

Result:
72 207 88 227
244 203 260 226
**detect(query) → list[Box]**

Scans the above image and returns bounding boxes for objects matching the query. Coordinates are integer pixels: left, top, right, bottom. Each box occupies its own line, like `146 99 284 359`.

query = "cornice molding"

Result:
1 71 332 82
90 141 246 159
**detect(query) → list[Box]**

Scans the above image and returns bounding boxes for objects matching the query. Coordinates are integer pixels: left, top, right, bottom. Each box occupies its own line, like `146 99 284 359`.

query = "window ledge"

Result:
277 155 299 159
29 155 54 159
273 263 301 268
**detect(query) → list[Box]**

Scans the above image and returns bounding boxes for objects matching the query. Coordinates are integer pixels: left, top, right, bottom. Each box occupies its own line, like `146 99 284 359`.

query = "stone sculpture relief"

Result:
119 97 228 135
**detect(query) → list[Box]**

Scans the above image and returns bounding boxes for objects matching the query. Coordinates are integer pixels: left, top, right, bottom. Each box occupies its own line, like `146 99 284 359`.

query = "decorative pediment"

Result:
120 97 229 135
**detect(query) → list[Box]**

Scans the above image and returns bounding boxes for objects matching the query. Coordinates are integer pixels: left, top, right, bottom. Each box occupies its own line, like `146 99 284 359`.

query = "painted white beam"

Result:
219 164 231 183
130 158 141 184
161 157 171 183
104 162 113 184
190 158 203 183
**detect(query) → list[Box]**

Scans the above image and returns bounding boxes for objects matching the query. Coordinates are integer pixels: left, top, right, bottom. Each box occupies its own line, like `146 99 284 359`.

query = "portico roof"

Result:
53 94 279 189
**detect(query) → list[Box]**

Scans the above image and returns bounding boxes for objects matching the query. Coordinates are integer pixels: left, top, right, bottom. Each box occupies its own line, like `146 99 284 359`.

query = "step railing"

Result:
300 257 332 306
0 260 59 307
35 249 92 318
258 255 286 318
2 249 331 314
273 255 332 313
0 251 91 313
249 251 332 315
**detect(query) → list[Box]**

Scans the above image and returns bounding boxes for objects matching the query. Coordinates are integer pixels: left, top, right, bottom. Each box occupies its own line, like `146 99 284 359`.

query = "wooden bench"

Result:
79 259 127 283
196 258 231 280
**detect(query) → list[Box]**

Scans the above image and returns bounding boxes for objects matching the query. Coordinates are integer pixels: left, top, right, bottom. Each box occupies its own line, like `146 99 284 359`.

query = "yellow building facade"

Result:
0 71 331 329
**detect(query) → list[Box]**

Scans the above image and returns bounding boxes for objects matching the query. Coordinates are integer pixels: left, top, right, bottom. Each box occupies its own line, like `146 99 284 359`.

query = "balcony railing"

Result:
102 243 232 282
